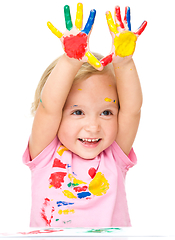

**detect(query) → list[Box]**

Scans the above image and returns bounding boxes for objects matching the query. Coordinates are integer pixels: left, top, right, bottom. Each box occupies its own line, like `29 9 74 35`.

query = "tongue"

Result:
83 141 96 144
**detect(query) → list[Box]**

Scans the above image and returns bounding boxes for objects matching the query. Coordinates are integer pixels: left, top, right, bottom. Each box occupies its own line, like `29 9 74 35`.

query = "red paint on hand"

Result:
63 33 88 60
88 167 96 179
100 54 113 67
53 158 67 169
49 172 67 189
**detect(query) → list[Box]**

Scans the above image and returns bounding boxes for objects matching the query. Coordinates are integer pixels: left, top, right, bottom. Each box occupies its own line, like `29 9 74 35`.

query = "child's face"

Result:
58 72 118 159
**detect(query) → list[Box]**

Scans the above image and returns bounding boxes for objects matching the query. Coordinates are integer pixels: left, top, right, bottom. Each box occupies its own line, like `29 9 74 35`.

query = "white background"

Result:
0 0 175 232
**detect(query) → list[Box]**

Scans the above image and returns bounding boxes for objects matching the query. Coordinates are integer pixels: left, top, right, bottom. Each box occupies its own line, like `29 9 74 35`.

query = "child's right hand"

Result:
47 3 103 71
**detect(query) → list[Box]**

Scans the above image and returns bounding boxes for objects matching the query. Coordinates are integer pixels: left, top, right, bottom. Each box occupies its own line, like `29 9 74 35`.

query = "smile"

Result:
78 138 102 148
78 138 101 143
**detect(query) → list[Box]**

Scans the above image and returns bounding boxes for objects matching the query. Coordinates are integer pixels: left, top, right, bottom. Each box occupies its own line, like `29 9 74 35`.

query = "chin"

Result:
76 151 99 160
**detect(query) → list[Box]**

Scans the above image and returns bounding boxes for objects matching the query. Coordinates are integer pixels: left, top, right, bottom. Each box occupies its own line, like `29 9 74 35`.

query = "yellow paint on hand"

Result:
68 174 87 185
106 11 119 34
89 172 109 196
62 190 77 199
47 22 63 38
57 145 68 156
85 51 102 69
114 31 137 58
75 3 83 30
104 98 112 102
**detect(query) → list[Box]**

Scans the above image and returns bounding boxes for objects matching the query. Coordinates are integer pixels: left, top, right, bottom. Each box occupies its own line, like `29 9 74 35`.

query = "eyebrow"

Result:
70 103 118 111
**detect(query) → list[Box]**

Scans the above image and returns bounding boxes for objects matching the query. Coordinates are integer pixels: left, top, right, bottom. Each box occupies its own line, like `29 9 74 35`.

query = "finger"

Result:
81 9 96 35
75 3 83 30
114 6 124 29
64 5 73 31
85 51 103 70
134 21 147 37
47 22 63 38
124 6 131 31
106 11 119 35
100 53 113 67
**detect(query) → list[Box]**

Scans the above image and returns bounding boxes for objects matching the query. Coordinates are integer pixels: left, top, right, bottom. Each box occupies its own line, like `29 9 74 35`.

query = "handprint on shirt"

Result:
100 6 147 66
47 3 103 70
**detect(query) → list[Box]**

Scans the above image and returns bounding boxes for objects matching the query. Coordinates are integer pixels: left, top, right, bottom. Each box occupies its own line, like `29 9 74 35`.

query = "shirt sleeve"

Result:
111 141 137 172
22 136 59 171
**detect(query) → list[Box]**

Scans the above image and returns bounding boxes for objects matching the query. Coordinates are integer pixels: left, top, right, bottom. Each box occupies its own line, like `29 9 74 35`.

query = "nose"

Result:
84 117 101 133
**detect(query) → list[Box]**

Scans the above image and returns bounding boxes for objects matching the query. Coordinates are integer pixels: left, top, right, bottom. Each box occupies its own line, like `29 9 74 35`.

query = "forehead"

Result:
65 73 117 107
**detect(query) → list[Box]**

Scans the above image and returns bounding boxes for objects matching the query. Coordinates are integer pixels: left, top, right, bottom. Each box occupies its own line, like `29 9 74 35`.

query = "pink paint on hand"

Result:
53 158 67 169
49 172 67 188
63 33 88 60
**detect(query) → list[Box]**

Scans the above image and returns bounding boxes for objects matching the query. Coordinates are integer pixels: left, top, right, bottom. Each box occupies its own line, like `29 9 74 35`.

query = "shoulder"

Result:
109 141 137 170
22 136 60 170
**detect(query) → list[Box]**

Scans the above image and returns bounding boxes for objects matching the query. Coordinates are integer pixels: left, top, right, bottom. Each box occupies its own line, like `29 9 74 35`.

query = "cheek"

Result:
58 118 79 140
103 119 118 138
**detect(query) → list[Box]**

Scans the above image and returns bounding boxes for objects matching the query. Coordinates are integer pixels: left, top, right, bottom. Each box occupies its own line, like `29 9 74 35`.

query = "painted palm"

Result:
100 6 147 66
47 3 103 70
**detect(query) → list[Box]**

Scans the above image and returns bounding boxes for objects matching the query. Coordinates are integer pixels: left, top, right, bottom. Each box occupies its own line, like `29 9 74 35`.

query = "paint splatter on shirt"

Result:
23 137 137 227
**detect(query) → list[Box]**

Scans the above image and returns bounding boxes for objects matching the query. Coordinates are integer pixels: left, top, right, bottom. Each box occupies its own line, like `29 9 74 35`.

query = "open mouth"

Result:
78 138 101 143
78 138 102 148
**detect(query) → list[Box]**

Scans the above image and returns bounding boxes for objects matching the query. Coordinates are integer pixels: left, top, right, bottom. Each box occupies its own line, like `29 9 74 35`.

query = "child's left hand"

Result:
100 6 147 66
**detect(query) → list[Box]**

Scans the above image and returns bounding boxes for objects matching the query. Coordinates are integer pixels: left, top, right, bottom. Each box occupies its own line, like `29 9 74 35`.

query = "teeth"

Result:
80 138 100 142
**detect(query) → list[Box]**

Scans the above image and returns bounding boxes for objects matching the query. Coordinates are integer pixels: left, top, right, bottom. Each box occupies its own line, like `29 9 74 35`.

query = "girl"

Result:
23 3 147 227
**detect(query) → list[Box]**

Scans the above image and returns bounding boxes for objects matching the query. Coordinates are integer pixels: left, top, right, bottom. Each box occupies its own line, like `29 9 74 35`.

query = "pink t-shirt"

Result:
23 137 137 227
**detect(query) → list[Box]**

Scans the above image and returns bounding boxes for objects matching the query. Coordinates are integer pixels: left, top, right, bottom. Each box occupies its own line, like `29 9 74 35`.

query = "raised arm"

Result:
29 3 101 160
101 6 147 155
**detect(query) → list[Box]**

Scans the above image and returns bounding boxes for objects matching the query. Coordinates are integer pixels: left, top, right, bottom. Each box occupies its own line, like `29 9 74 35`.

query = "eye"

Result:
72 110 84 115
101 110 112 116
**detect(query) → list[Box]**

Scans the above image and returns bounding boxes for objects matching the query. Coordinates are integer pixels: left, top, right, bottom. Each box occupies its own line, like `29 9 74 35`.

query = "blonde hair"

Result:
31 53 113 116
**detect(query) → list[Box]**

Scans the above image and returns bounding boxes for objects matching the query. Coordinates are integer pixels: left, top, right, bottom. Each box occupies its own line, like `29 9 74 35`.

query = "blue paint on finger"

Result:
126 7 131 31
81 9 96 35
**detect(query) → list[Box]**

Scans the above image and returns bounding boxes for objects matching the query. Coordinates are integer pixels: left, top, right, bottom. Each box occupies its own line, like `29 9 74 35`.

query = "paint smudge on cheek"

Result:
89 172 109 196
49 172 67 189
63 33 88 60
41 198 55 227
